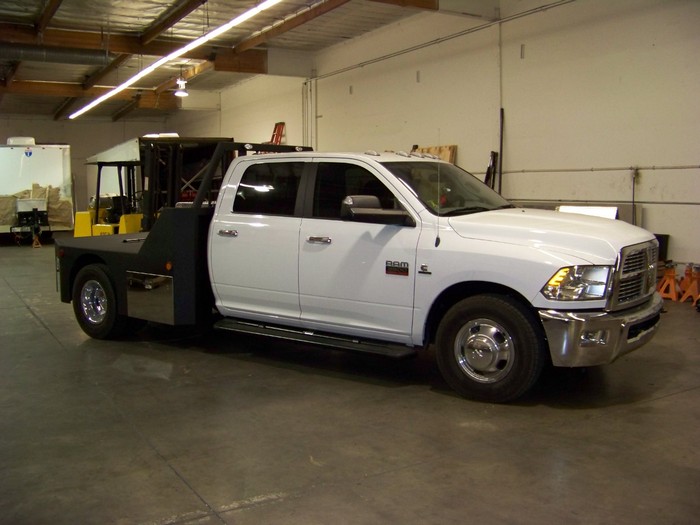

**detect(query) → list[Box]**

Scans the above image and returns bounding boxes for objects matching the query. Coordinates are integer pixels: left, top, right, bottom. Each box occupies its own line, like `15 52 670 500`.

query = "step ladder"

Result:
266 122 285 145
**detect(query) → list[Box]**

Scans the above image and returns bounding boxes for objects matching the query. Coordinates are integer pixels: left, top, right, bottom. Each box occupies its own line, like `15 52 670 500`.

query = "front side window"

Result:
233 162 304 216
313 162 397 219
381 161 513 216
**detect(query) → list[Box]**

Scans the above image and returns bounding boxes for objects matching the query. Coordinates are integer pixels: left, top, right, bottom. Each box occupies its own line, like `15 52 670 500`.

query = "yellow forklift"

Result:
74 160 141 236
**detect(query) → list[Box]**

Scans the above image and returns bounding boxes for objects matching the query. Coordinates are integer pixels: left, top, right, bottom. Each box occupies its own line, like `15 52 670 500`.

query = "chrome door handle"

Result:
218 229 238 237
307 236 331 244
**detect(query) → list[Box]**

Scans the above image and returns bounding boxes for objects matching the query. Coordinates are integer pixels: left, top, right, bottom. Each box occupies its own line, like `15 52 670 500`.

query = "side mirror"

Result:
341 195 416 226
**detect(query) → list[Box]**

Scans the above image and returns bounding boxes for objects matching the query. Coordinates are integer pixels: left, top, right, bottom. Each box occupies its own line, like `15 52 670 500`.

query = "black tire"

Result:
435 294 546 403
72 264 127 339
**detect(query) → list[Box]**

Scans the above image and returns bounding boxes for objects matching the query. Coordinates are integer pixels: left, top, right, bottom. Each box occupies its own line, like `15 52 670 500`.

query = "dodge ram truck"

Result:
56 142 663 402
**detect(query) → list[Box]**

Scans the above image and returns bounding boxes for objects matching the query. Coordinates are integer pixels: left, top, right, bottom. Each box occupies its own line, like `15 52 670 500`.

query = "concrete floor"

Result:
1 239 699 525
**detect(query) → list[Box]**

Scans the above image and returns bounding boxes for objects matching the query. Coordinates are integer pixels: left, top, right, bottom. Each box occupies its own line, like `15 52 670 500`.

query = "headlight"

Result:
541 266 611 301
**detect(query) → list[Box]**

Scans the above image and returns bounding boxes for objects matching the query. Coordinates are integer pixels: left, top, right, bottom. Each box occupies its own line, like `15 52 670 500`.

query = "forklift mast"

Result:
85 137 311 233
138 137 235 231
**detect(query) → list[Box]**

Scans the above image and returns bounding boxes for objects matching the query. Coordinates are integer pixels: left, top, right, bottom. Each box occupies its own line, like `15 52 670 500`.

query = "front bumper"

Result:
539 293 663 367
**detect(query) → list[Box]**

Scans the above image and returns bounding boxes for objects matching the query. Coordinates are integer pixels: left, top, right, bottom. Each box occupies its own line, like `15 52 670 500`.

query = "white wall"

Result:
301 0 700 262
167 75 305 146
0 116 167 210
499 0 700 262
311 12 501 166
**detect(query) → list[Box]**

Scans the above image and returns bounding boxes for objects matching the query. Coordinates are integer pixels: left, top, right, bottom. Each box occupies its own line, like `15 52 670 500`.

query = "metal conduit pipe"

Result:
0 43 114 65
502 164 700 174
312 0 577 81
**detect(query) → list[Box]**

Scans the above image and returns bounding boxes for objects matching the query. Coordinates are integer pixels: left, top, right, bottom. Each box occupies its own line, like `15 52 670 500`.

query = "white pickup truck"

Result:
56 143 662 402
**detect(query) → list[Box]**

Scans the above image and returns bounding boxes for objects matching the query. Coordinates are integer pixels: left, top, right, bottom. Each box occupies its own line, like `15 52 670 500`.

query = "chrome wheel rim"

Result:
80 279 107 325
453 318 514 383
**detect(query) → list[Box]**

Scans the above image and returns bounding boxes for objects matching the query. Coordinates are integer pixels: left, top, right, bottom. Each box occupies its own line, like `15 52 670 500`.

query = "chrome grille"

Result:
618 279 643 302
623 251 646 274
609 241 659 311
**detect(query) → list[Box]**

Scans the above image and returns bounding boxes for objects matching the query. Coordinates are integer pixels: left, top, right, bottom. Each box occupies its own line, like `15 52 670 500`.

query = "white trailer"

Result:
0 137 74 234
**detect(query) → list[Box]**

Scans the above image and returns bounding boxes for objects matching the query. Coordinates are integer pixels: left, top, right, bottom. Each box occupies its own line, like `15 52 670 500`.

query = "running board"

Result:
214 318 417 358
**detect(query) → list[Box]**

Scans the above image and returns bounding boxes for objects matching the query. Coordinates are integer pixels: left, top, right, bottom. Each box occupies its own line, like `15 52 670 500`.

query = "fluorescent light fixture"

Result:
69 0 284 119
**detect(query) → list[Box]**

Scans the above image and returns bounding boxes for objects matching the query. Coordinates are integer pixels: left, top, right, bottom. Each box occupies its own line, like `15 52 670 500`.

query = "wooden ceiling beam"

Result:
0 22 267 71
141 0 208 45
35 0 64 34
2 80 137 100
112 91 179 121
0 23 210 59
369 0 438 8
213 49 267 74
1 61 20 87
111 96 141 122
234 0 352 54
1 80 180 108
0 61 20 105
82 53 131 90
145 91 179 111
3 2 439 58
232 0 438 55
53 97 79 120
155 60 214 94
83 1 209 94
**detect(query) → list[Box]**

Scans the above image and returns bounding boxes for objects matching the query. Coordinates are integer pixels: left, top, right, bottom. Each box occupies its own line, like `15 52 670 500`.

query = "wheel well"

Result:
69 254 107 297
423 281 538 346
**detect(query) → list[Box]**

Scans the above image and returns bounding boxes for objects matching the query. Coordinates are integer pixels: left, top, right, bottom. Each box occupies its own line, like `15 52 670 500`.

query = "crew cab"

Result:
56 145 663 402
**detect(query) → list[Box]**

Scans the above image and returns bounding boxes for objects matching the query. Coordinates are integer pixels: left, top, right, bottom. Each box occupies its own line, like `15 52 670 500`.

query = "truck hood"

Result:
447 208 654 264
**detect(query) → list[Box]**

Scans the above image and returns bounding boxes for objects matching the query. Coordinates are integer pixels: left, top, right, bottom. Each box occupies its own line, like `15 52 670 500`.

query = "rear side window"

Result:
313 162 396 219
233 162 304 216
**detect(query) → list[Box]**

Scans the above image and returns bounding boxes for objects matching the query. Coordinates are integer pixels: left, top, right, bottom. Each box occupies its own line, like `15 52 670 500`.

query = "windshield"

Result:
381 161 513 217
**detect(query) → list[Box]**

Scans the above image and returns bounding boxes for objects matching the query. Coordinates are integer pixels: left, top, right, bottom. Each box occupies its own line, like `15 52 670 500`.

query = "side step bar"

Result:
214 318 417 358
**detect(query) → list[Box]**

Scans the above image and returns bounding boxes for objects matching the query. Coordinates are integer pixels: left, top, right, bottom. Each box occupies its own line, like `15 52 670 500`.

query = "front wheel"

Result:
72 264 127 339
435 294 546 403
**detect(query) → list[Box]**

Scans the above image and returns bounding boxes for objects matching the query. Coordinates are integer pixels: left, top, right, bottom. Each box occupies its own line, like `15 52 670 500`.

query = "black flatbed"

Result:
56 206 215 325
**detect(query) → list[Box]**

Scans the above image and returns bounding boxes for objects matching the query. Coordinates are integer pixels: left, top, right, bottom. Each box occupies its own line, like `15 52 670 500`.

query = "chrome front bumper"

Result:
539 293 663 367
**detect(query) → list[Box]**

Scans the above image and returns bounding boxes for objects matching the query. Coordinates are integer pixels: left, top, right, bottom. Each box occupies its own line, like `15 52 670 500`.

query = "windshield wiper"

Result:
442 204 515 216
442 206 491 216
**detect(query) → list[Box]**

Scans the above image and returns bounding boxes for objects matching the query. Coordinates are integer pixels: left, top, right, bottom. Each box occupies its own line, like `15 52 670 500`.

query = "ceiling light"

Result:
69 0 284 119
174 77 188 97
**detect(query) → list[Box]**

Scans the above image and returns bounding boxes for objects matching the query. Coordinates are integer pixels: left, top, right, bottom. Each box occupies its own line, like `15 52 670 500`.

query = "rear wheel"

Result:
436 294 546 402
72 264 127 339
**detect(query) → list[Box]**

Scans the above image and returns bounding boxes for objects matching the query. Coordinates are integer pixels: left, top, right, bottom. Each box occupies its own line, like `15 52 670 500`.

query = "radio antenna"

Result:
435 128 441 247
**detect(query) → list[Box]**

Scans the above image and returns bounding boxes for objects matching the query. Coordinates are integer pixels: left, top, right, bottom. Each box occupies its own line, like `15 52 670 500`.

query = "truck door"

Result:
298 161 421 344
209 160 309 326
